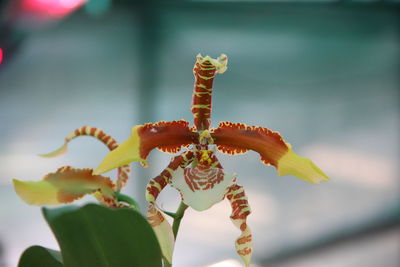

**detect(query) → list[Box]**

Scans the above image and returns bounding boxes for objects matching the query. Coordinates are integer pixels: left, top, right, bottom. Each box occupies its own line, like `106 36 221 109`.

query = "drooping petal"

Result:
212 122 329 183
144 152 195 265
147 204 174 264
170 167 235 211
94 120 197 174
38 126 131 191
226 184 252 267
13 166 116 206
146 152 194 204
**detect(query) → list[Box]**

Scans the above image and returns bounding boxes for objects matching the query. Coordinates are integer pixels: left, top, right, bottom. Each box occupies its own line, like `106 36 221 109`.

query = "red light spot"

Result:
0 48 3 64
21 0 86 18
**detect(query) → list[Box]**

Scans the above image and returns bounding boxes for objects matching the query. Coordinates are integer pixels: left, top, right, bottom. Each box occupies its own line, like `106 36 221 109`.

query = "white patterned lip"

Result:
170 167 236 211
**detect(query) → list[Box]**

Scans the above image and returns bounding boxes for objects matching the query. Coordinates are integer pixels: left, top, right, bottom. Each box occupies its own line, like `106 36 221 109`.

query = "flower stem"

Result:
164 201 188 267
164 256 171 267
114 192 141 212
172 202 188 238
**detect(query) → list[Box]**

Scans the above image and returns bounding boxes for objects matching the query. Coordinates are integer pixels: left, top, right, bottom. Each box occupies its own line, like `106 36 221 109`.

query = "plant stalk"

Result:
164 201 188 267
172 202 188 238
115 192 141 212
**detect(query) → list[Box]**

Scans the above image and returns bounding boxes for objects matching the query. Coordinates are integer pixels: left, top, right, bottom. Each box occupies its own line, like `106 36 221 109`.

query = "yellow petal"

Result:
13 179 60 205
94 126 146 174
277 147 329 184
38 142 68 158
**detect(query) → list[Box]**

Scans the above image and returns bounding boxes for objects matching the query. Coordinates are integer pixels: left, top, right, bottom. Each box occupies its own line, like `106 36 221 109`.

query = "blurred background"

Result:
0 0 399 266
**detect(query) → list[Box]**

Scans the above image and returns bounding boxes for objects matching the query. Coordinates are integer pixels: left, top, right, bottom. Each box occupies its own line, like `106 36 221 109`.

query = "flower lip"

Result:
170 167 236 211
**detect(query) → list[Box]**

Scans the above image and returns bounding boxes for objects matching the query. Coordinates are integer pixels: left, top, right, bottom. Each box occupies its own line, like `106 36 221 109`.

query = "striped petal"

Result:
39 126 119 158
191 54 228 131
146 152 194 204
170 167 236 211
13 166 116 206
94 120 197 174
147 204 174 264
212 122 329 184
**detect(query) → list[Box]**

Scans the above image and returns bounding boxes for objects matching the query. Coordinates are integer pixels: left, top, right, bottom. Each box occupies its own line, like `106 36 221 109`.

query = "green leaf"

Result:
18 246 63 267
43 204 162 267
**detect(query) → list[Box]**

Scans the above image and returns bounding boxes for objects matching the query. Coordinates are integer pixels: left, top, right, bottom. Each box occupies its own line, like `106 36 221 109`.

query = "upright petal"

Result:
147 204 175 264
13 166 116 206
95 120 198 174
170 167 235 211
212 122 329 183
226 184 252 267
191 54 228 131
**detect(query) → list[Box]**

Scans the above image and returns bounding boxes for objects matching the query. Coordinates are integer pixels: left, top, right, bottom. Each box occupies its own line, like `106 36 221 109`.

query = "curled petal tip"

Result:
38 142 68 158
278 149 329 184
195 54 228 74
216 53 228 74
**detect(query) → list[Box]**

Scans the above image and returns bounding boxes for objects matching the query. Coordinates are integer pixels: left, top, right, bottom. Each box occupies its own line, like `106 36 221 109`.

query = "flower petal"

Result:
39 126 119 158
147 204 174 264
38 142 68 158
145 152 195 265
226 184 252 267
212 122 329 183
170 167 235 211
13 166 116 206
13 179 60 205
146 152 194 204
94 128 144 175
95 120 197 174
277 146 329 183
192 54 228 131
38 126 130 190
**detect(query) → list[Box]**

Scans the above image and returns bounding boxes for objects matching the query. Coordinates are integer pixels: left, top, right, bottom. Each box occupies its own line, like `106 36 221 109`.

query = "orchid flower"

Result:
93 54 329 266
13 126 134 208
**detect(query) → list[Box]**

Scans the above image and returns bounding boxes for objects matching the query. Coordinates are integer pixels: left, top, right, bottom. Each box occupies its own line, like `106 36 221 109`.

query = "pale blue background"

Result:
0 1 399 266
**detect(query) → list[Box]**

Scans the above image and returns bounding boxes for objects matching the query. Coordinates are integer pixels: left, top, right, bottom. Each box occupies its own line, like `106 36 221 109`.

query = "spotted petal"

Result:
212 122 329 183
95 120 197 174
170 167 236 211
13 166 116 206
